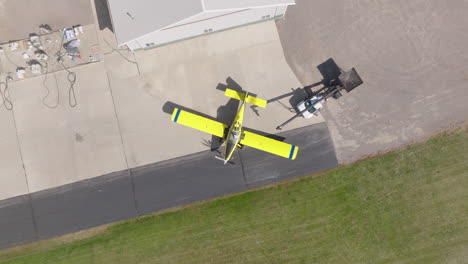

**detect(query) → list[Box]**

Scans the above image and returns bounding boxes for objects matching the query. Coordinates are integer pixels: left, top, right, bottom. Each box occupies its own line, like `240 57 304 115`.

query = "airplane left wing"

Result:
240 131 298 160
172 108 227 138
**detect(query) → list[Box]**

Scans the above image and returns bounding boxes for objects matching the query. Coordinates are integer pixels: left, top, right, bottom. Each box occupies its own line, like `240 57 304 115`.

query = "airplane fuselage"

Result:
223 100 246 163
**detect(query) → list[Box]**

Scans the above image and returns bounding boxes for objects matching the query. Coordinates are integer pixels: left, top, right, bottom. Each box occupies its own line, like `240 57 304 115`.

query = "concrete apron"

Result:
0 20 326 200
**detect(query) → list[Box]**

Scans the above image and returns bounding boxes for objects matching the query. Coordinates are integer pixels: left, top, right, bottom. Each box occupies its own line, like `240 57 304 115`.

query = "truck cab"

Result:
297 95 324 119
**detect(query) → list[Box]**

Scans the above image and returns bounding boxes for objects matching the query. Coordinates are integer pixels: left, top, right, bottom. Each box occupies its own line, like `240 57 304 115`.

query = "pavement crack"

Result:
237 151 248 187
10 107 40 240
106 72 140 216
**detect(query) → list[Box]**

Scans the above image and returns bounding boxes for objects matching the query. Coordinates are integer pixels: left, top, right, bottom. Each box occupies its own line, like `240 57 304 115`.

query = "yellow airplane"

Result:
171 89 299 164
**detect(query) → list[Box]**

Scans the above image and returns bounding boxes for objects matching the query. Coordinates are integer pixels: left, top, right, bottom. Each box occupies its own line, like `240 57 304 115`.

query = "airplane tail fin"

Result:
224 88 267 108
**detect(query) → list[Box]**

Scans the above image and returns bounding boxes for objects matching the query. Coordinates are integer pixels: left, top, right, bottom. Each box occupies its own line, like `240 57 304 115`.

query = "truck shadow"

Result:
260 58 342 114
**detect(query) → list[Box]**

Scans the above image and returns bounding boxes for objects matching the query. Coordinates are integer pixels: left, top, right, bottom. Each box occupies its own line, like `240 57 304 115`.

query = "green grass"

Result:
1 129 467 263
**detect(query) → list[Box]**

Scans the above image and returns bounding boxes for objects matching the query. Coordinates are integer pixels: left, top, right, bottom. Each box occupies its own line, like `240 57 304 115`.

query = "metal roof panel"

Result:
107 0 203 44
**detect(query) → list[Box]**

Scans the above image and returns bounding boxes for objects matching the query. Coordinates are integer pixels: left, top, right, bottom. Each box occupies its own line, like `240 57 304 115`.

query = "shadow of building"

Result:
94 0 114 32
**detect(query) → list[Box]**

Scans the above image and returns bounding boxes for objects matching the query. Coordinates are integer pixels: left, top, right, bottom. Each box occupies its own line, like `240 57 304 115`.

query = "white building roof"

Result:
107 0 295 45
203 0 295 11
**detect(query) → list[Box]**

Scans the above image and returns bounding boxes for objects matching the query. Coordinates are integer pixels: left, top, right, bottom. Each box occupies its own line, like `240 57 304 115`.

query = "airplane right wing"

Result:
240 131 298 160
171 108 227 138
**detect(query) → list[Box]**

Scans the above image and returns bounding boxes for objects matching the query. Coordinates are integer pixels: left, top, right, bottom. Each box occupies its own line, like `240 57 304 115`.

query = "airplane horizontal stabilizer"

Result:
224 89 267 108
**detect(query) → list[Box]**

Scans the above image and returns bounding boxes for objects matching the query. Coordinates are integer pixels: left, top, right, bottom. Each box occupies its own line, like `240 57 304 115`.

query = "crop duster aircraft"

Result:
171 89 299 164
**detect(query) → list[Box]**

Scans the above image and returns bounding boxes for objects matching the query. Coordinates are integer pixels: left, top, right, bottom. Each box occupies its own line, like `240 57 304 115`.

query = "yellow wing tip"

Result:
171 108 181 122
290 145 299 160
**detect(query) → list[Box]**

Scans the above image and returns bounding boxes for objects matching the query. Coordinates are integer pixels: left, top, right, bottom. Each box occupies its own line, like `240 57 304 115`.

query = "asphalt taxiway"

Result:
0 122 337 249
